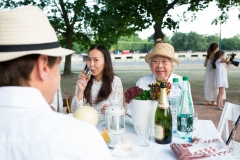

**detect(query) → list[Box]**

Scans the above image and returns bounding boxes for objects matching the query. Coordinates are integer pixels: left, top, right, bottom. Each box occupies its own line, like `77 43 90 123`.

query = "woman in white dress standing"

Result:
71 45 123 113
204 43 222 106
212 50 231 110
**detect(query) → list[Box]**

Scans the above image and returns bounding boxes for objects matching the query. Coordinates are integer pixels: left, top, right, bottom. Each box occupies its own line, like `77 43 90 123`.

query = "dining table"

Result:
97 120 233 160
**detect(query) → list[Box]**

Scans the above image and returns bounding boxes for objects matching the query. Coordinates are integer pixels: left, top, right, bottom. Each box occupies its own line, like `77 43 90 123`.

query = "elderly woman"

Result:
126 39 193 117
136 39 181 89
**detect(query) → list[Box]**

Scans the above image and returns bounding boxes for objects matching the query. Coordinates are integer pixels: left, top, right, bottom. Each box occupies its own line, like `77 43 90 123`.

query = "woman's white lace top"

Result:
71 75 123 112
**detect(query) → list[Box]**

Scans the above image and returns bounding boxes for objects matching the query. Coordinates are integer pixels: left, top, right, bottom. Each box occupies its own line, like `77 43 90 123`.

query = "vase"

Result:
130 99 158 136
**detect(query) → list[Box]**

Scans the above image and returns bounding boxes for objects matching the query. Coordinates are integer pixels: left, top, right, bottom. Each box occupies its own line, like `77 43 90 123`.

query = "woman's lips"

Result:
156 70 164 74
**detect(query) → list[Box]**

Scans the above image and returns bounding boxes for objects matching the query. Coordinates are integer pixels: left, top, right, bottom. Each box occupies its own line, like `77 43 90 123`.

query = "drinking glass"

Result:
137 125 151 147
98 101 110 127
193 112 198 130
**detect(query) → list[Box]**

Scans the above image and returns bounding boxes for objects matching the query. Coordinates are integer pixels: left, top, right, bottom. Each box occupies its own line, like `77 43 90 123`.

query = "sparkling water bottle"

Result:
177 76 194 139
169 78 182 133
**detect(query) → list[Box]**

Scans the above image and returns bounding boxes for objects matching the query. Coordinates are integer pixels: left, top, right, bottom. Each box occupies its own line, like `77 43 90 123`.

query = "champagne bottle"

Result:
177 76 194 139
155 82 172 144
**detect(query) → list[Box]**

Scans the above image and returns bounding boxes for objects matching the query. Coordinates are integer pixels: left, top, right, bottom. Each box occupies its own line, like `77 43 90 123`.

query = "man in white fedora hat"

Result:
0 6 112 160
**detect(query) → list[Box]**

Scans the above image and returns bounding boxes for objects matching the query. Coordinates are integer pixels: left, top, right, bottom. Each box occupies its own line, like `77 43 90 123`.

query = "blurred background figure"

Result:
211 50 231 110
203 42 225 106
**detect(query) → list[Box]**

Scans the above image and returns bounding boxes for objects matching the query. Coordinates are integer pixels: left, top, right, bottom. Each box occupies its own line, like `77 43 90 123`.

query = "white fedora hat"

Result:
0 6 74 62
145 39 180 65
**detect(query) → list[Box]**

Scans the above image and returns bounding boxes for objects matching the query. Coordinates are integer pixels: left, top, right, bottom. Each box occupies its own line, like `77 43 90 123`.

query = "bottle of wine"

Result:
177 76 194 139
155 82 172 144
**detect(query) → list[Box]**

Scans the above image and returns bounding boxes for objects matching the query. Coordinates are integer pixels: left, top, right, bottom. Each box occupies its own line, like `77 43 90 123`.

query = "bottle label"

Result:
155 124 164 140
177 116 193 132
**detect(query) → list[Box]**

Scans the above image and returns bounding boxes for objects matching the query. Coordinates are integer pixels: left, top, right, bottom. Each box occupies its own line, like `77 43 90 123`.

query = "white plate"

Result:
108 132 118 148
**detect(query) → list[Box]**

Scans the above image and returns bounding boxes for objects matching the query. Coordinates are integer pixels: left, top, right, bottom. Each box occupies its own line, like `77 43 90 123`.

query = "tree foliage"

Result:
100 0 240 43
1 0 146 74
171 32 240 51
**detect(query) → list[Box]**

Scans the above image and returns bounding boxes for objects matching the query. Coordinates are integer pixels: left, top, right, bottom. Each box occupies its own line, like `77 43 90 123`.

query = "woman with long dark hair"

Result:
203 42 225 106
71 45 123 113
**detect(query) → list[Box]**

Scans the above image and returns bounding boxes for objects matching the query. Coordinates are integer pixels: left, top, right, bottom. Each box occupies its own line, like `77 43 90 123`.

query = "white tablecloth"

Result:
98 120 233 160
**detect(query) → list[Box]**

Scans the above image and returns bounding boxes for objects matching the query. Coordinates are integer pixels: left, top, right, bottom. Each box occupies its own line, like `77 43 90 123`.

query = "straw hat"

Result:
0 6 74 62
145 39 179 65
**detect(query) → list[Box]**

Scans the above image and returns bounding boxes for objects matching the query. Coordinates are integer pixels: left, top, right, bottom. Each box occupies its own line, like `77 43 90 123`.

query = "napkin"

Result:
170 139 231 160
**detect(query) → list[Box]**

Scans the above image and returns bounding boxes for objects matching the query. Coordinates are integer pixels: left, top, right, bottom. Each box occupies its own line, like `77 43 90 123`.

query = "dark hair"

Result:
206 43 218 59
0 55 59 86
84 45 114 105
212 50 225 69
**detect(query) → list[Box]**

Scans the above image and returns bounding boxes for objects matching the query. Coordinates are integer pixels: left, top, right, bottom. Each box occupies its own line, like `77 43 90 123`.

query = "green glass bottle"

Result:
155 82 172 144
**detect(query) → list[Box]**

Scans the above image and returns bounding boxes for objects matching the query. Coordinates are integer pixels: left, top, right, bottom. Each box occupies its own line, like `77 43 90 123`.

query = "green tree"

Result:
186 32 207 51
221 35 240 51
101 0 240 43
1 0 146 75
171 32 188 51
0 0 94 75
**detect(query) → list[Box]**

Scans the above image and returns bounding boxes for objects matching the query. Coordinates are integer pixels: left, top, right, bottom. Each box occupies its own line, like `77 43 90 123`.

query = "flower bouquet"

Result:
124 80 171 135
124 80 171 103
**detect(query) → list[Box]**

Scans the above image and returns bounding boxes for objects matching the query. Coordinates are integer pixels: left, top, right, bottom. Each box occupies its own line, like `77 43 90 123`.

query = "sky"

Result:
138 2 240 39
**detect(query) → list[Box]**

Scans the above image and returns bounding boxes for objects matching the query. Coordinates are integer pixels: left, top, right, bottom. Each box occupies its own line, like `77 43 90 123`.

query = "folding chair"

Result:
63 95 72 113
217 102 240 159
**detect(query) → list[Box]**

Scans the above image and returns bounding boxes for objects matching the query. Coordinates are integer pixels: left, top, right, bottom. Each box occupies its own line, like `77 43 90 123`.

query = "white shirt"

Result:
0 87 112 160
136 73 183 90
71 75 123 113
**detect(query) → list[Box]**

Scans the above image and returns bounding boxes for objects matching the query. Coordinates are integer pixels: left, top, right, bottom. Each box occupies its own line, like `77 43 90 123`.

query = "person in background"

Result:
126 39 193 116
212 50 231 110
71 45 123 114
0 6 112 160
203 43 226 106
50 85 63 113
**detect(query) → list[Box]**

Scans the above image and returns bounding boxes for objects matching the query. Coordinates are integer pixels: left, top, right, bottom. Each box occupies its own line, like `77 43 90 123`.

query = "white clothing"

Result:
71 75 123 113
0 87 112 160
204 60 225 101
136 73 183 90
127 73 194 115
215 59 228 88
50 85 63 113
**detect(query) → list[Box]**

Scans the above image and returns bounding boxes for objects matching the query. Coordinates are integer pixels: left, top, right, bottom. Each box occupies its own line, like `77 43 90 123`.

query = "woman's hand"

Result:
100 103 109 114
76 70 91 99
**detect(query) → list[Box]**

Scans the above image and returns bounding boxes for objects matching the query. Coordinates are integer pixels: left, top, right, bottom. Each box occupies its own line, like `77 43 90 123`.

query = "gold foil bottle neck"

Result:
158 86 169 109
